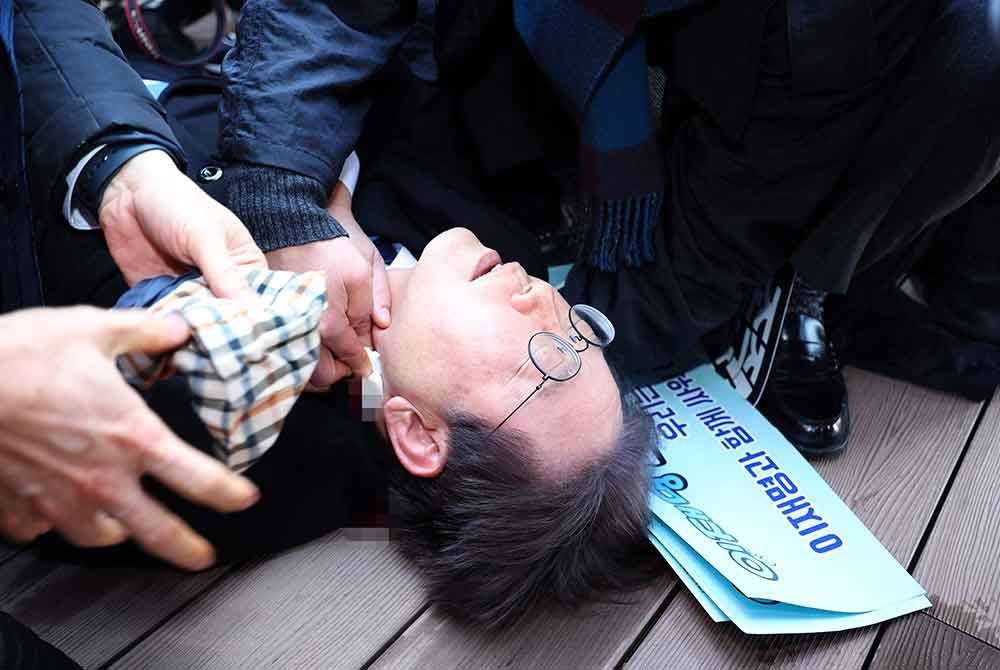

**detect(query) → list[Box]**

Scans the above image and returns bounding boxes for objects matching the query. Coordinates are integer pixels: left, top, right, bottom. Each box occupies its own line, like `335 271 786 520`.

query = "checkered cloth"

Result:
116 269 327 473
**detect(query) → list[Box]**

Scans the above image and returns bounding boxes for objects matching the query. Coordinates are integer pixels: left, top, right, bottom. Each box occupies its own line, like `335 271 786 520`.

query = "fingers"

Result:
97 309 191 357
319 301 372 378
0 378 256 564
102 480 217 571
371 257 392 329
306 346 337 391
331 359 353 384
305 349 352 392
263 235 377 381
93 511 130 545
187 217 262 306
33 493 128 548
138 412 259 514
0 483 51 544
345 259 375 350
0 458 121 548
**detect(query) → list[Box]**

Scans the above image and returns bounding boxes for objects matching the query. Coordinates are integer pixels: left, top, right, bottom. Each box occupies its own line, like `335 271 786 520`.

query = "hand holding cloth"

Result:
116 270 327 472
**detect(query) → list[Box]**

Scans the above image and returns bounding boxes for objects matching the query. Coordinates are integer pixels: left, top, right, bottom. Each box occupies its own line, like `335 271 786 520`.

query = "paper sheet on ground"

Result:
649 517 930 634
641 364 928 624
648 531 730 623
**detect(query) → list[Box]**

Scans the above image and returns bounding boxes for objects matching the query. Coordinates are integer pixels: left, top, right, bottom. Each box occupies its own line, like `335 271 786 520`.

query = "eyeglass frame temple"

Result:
490 306 613 434
490 375 550 435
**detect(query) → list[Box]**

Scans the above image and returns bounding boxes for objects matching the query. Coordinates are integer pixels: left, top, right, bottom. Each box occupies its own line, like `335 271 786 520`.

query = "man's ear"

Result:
383 396 448 478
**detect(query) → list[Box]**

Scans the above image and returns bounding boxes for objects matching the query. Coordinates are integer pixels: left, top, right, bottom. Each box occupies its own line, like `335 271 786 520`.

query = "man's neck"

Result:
385 267 412 307
371 267 412 441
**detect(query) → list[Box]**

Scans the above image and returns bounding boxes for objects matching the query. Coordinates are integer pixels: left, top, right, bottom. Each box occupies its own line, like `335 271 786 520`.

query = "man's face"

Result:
374 228 622 476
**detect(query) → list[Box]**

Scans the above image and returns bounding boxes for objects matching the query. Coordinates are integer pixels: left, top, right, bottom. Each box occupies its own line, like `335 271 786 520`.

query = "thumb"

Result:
98 310 191 357
372 258 392 329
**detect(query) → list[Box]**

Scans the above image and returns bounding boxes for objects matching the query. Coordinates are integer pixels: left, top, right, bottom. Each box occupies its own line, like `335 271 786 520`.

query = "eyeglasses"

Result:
491 304 616 434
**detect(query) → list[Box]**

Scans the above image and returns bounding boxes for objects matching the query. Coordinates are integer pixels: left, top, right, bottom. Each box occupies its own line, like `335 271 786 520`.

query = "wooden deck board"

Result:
624 369 982 670
626 590 876 670
371 576 677 670
111 531 425 670
868 613 1000 670
0 548 224 669
910 392 1000 646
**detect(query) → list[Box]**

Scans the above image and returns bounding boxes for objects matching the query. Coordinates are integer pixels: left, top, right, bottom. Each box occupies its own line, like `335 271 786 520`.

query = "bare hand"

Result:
0 307 260 570
265 182 391 389
99 150 267 302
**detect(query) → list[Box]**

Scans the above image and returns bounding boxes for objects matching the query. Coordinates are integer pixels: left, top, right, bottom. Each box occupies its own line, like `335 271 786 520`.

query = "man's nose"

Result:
512 278 552 320
534 283 567 335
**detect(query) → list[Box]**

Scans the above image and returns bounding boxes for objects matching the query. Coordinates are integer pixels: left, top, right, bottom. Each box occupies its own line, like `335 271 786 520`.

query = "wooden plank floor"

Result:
112 532 426 670
0 548 227 669
868 614 1000 670
624 370 985 670
0 369 995 670
909 396 1000 648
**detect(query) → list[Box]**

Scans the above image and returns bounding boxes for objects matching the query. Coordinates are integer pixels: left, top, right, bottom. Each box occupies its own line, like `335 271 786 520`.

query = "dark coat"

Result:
219 0 507 190
217 0 515 252
216 0 782 188
7 0 186 311
0 0 39 313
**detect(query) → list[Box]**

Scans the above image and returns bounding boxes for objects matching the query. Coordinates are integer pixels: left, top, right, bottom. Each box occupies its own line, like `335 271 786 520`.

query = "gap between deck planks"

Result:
0 546 227 670
908 391 1000 647
622 370 984 670
109 530 426 670
369 368 982 670
867 612 1000 670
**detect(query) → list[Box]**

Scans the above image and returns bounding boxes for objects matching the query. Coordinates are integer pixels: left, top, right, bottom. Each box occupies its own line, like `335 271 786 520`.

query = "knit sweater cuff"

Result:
226 166 347 252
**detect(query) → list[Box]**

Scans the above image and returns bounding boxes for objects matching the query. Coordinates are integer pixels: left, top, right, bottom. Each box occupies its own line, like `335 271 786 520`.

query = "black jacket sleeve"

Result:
219 1 415 251
13 0 185 222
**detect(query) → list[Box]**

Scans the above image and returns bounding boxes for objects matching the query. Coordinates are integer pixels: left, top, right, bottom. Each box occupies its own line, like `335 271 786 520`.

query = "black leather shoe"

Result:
758 280 851 457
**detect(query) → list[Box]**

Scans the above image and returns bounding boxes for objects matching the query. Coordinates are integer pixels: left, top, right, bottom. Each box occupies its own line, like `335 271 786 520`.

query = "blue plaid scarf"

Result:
514 0 697 271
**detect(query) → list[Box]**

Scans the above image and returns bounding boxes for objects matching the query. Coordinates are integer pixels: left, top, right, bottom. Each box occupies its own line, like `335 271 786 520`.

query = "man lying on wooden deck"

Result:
5 0 1000 667
1 1 664 650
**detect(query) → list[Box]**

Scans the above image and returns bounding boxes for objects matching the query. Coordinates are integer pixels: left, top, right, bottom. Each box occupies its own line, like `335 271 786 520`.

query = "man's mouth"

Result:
470 249 502 281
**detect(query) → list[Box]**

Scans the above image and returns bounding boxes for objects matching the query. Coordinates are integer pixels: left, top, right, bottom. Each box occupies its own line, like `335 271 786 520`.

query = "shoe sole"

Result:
793 437 850 458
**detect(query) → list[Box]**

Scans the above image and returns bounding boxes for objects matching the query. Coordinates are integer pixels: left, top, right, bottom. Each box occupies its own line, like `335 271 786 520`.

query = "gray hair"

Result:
388 385 662 627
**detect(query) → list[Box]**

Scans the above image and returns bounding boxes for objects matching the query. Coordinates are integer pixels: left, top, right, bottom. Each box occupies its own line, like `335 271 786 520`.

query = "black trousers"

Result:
568 0 1000 380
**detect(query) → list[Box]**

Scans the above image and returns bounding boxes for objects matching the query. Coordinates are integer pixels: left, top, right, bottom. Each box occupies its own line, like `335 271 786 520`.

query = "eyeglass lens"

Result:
529 332 581 381
491 305 615 434
569 304 616 347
